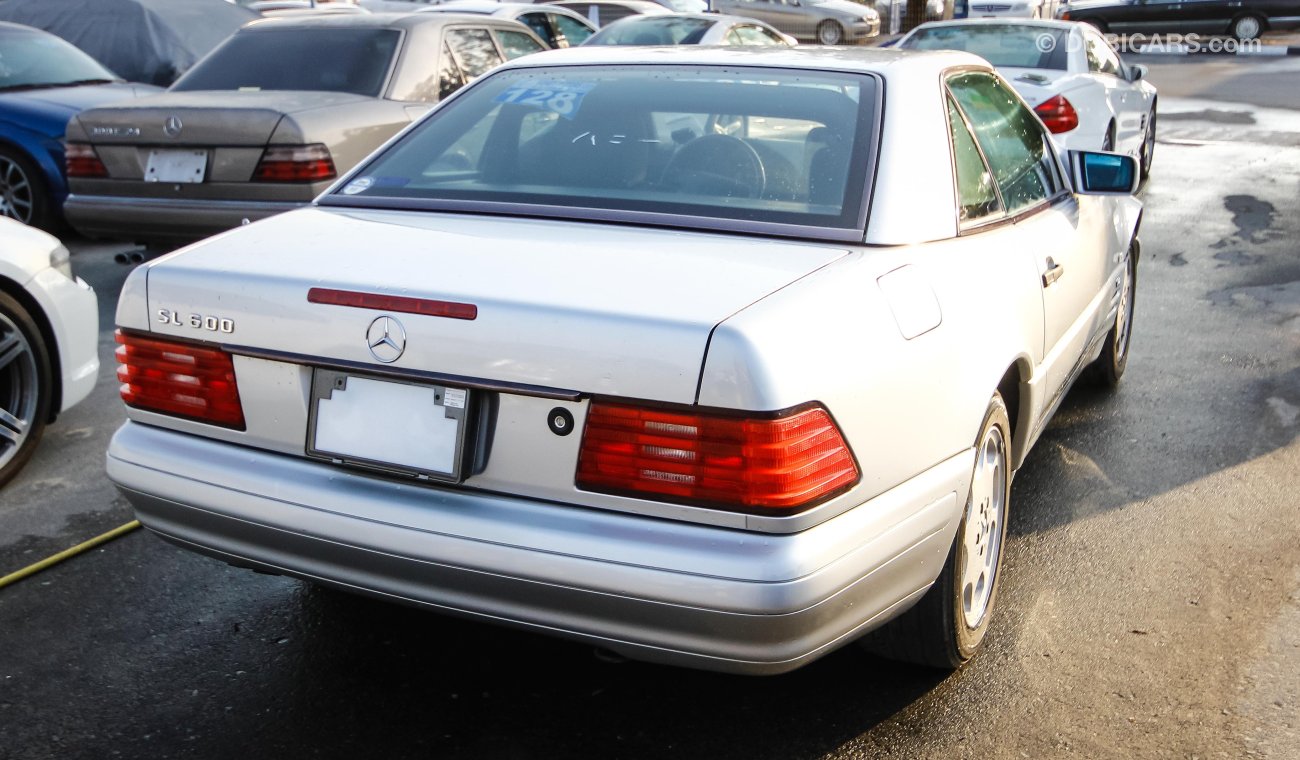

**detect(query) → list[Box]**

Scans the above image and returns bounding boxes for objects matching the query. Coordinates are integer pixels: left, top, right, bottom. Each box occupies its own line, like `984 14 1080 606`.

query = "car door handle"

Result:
1042 258 1065 287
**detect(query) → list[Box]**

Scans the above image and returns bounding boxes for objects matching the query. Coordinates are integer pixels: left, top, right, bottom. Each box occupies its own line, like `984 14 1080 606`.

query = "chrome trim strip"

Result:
225 343 583 401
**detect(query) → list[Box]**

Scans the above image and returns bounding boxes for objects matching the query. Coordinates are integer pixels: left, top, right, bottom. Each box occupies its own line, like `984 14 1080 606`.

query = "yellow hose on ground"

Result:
0 520 141 590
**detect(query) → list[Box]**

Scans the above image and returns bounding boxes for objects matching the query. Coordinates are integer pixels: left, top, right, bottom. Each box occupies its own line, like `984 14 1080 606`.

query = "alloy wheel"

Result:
0 154 36 225
0 310 39 472
960 423 1007 629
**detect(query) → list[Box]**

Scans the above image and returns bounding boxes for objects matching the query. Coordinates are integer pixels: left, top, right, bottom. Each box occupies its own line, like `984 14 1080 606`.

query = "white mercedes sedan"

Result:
107 46 1142 674
900 19 1158 178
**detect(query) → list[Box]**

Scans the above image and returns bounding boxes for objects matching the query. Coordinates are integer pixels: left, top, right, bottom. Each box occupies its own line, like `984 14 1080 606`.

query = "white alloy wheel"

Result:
1232 15 1262 40
960 421 1007 629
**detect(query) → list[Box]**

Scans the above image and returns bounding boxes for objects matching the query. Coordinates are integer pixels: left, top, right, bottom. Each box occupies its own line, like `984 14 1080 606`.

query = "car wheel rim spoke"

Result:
961 425 1005 629
0 157 34 224
1116 259 1133 360
0 318 37 466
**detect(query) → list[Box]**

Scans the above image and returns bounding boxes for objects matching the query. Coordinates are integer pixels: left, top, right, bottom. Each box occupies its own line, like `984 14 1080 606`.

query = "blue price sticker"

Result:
493 80 595 120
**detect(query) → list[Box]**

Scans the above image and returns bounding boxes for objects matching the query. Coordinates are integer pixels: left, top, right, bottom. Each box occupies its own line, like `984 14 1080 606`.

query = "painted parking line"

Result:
0 520 141 590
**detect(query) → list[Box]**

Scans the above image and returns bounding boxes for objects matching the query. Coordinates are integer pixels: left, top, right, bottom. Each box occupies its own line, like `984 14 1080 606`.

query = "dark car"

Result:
0 22 159 229
1059 0 1300 40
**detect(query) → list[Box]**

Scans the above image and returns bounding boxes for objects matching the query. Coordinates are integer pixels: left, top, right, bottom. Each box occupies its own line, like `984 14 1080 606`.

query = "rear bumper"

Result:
64 194 302 245
107 421 970 674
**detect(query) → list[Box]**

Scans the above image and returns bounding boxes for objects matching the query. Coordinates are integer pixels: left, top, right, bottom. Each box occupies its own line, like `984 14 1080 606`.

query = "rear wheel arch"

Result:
998 361 1030 470
0 276 62 422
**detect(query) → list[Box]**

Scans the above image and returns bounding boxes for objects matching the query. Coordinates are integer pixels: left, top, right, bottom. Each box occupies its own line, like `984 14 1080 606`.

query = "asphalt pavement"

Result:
1 56 1298 759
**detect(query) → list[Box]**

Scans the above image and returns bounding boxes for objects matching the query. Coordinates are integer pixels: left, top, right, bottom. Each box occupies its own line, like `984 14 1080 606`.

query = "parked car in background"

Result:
0 0 257 86
246 0 372 14
0 22 161 230
1059 0 1300 39
900 19 1157 176
584 12 793 45
420 2 597 47
0 217 98 487
545 0 671 27
640 0 709 11
967 0 1044 18
62 13 546 248
709 0 880 44
106 46 1141 675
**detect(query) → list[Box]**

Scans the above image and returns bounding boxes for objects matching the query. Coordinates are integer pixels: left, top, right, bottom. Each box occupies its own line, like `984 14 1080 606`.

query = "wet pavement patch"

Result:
1222 195 1278 245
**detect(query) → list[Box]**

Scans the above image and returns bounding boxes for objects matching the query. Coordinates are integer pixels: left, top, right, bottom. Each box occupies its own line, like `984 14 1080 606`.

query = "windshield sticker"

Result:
342 177 374 195
493 80 596 120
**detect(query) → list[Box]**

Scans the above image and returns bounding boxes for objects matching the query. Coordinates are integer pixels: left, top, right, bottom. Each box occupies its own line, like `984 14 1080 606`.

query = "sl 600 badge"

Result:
157 308 235 334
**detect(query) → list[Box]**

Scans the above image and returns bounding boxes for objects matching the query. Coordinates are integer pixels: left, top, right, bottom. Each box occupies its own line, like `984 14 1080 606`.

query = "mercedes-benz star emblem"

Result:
163 116 183 138
366 316 406 364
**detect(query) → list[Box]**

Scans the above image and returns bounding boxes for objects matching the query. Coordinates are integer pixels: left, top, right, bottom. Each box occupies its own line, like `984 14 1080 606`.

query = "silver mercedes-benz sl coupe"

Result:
106 46 1142 675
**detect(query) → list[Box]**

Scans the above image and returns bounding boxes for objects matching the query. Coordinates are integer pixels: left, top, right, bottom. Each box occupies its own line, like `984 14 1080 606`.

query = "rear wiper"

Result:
0 78 119 92
46 78 121 88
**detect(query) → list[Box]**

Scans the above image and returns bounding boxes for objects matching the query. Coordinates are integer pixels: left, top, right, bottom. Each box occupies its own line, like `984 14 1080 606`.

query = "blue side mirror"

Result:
1069 150 1139 195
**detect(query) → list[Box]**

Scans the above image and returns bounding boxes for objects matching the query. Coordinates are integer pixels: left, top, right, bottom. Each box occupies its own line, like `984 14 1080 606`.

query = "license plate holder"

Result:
306 370 470 482
144 149 207 183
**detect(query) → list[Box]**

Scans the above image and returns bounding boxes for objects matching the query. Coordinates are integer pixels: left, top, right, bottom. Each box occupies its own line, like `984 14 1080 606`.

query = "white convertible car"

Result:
901 19 1158 177
107 46 1141 674
0 217 99 486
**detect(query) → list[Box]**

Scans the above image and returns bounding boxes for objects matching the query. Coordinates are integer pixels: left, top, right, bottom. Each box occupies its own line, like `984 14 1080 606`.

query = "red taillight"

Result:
576 402 859 514
252 144 336 182
115 330 245 430
65 142 108 178
1034 94 1080 134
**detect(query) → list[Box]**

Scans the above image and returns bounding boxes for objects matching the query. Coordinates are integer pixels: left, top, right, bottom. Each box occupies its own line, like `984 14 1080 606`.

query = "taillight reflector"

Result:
115 330 245 429
576 402 858 514
65 142 108 178
252 144 336 182
1033 94 1080 134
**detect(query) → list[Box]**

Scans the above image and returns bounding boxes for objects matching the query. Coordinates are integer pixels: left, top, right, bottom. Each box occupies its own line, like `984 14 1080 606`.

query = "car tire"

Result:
1139 108 1156 180
860 393 1011 669
816 20 844 45
0 290 53 487
1089 244 1137 388
1230 14 1264 41
0 147 53 231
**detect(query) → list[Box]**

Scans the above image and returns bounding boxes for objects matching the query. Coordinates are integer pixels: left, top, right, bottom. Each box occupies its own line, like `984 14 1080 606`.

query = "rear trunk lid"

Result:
73 90 371 148
141 207 850 403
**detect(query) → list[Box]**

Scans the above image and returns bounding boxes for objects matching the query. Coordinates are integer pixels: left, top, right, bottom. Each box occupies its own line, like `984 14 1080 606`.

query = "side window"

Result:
725 28 745 45
947 97 1002 225
1085 32 1121 76
445 28 504 80
552 14 594 46
438 41 465 101
948 71 1061 216
496 29 546 59
734 25 783 45
517 14 556 47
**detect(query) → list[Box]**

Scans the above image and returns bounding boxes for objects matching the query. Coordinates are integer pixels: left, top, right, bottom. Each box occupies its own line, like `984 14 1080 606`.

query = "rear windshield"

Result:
587 17 715 45
902 25 1069 70
0 28 118 90
329 65 878 234
171 28 400 96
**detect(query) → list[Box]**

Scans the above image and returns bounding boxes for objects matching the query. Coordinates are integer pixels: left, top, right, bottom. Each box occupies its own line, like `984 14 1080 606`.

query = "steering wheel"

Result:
661 134 766 200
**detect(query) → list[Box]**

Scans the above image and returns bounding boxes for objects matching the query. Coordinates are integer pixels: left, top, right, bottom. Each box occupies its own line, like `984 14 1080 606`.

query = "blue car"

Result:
0 22 159 230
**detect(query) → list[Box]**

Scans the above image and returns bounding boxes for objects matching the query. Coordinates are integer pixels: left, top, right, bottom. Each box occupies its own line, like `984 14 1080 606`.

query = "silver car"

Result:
419 1 598 47
583 12 793 45
709 0 880 44
62 13 547 247
107 46 1141 674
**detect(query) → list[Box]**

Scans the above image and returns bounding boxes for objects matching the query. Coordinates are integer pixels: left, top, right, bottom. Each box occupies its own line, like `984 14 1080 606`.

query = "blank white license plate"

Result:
308 371 469 481
144 149 207 183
